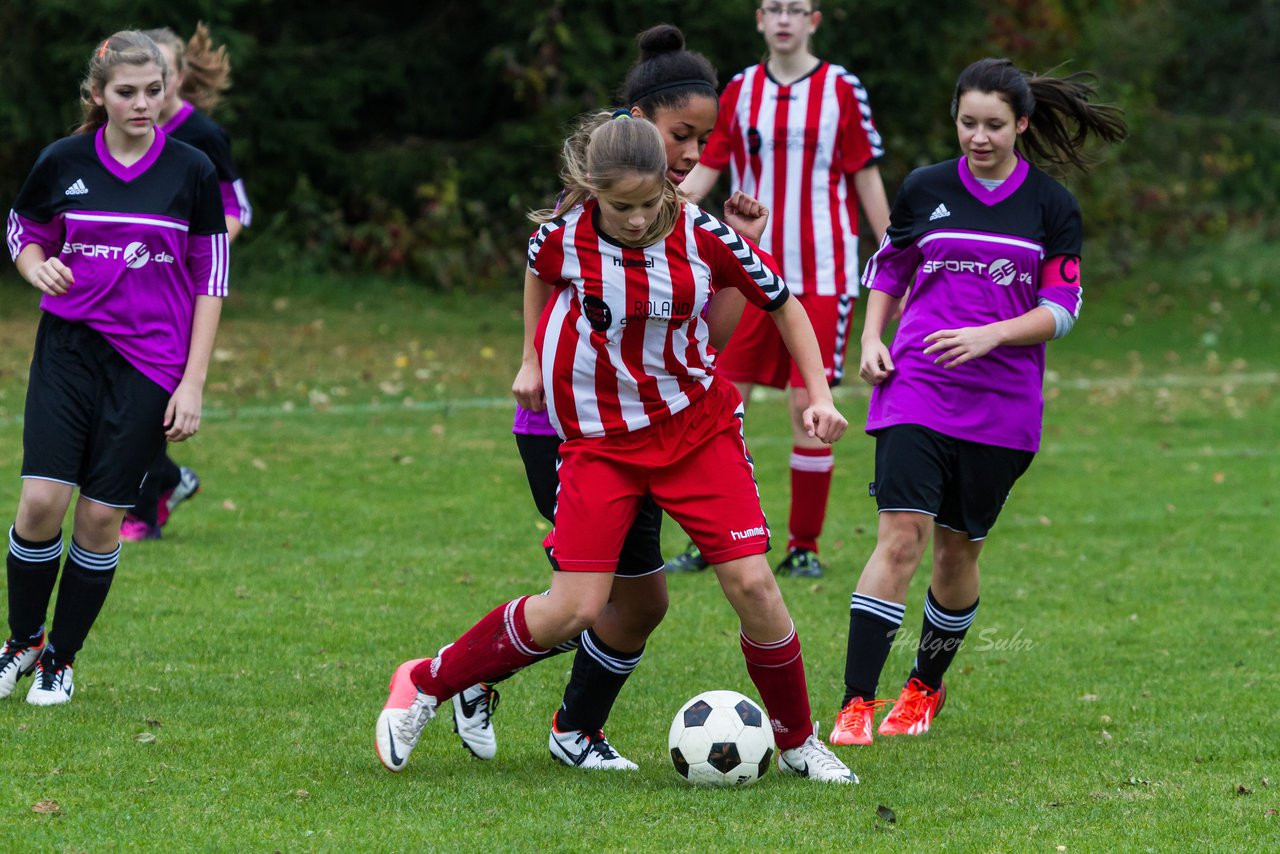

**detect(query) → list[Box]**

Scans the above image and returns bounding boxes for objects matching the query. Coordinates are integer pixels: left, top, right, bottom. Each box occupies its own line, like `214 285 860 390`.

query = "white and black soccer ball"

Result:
668 690 775 787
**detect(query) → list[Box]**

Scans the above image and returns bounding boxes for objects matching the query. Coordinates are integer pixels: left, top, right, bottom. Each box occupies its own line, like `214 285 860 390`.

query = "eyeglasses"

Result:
762 5 813 18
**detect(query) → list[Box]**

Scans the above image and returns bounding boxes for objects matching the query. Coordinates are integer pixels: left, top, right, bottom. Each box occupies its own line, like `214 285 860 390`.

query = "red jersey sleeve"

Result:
700 76 744 172
692 207 789 311
527 217 567 284
835 71 885 175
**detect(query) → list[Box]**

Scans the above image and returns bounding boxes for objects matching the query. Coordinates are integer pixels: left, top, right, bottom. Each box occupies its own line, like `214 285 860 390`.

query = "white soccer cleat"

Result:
0 634 44 699
375 658 436 772
778 731 859 784
452 682 499 760
25 651 74 706
548 712 638 771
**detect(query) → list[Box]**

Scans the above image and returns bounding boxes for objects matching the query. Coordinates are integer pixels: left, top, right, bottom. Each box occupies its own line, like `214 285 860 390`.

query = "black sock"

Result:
909 587 978 690
556 628 643 733
6 526 63 641
132 450 181 526
47 540 120 662
842 593 906 707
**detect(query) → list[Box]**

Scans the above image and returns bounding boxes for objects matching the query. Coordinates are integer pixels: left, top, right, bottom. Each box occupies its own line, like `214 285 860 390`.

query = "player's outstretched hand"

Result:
164 382 203 442
29 257 75 296
803 401 848 444
923 325 1000 369
859 339 895 385
512 360 545 412
722 192 768 243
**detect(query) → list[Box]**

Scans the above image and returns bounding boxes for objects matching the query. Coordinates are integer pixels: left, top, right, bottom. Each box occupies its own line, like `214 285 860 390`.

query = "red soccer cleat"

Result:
828 697 890 746
877 677 946 737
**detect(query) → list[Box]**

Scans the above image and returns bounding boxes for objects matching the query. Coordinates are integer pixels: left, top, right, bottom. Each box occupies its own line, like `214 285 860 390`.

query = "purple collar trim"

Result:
160 101 195 134
95 126 166 182
957 154 1028 206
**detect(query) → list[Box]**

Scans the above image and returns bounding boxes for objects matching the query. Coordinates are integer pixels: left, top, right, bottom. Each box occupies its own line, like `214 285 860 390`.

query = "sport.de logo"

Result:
124 242 175 268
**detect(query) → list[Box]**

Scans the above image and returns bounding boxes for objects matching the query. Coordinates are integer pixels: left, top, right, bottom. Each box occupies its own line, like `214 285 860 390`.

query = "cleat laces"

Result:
395 695 435 746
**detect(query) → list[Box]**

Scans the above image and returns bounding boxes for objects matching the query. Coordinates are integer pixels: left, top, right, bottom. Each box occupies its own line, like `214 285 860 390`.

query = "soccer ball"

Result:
668 690 775 787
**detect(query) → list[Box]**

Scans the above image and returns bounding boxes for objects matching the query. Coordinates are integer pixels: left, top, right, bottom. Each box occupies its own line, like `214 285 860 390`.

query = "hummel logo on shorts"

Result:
64 179 89 196
928 203 950 221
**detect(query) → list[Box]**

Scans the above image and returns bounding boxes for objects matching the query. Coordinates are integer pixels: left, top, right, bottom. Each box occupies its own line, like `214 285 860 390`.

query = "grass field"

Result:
0 234 1276 852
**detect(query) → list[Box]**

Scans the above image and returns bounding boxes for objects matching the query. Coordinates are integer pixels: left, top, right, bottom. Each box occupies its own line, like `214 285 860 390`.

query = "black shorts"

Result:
515 432 664 577
21 313 170 508
870 424 1034 541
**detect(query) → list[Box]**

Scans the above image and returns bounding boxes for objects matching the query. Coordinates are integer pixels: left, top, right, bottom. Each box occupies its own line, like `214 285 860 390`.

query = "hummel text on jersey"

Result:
928 203 951 221
64 179 89 196
730 525 767 542
612 256 654 268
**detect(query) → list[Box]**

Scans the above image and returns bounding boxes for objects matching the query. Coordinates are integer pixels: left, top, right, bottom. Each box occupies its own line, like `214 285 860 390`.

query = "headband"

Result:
632 78 717 103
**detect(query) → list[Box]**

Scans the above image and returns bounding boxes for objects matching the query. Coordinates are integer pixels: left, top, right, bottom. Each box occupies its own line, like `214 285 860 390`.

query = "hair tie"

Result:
632 78 717 103
97 38 111 58
611 109 633 120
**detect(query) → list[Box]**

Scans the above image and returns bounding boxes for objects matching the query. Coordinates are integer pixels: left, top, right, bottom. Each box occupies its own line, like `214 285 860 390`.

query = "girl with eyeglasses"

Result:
669 0 892 581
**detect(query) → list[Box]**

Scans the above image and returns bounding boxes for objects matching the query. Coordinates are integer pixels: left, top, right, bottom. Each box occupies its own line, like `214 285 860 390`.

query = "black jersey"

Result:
161 102 251 226
7 128 229 392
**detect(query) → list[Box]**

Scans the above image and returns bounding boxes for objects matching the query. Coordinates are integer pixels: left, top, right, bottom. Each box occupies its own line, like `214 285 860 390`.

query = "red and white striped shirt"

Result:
528 201 789 440
702 62 884 297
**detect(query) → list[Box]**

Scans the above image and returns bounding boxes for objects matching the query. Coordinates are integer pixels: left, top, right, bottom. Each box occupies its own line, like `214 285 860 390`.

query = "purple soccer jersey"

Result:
861 156 1083 452
7 128 229 393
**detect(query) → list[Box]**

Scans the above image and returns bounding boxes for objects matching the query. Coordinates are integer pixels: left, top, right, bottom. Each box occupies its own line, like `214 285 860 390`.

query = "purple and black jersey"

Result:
161 102 252 226
862 155 1083 452
7 127 230 393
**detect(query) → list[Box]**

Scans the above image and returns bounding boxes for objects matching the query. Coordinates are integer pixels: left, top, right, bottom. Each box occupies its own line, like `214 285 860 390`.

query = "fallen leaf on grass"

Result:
31 800 61 815
1236 785 1253 796
222 499 238 512
144 718 162 728
876 805 896 824
295 789 310 800
135 732 157 744
1266 808 1278 817
1080 694 1100 702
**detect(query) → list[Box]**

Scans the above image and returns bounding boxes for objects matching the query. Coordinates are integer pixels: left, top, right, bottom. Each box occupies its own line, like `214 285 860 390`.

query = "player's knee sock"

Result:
47 540 120 662
740 624 813 751
556 628 643 733
842 593 905 706
909 587 977 690
787 447 833 552
6 526 62 641
411 596 549 701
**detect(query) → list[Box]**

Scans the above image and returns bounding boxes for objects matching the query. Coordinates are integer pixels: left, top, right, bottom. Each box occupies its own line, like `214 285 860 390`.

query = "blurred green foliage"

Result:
0 0 1275 286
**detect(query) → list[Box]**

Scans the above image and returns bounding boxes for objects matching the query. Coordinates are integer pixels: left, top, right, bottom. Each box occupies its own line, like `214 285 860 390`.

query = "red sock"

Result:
740 626 813 750
410 597 548 700
788 446 833 552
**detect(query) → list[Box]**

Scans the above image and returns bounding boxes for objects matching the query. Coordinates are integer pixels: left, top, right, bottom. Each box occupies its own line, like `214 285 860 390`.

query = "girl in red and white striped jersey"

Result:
671 0 892 579
120 23 252 543
377 111 858 783
1 31 228 706
455 25 769 770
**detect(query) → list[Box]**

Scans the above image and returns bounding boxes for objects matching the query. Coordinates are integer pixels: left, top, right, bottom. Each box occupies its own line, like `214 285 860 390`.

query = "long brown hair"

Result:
530 111 683 248
143 23 231 114
76 31 168 135
951 58 1128 171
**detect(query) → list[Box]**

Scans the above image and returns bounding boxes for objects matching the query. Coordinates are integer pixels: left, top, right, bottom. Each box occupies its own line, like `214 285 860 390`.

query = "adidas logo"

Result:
65 179 89 196
928 203 950 221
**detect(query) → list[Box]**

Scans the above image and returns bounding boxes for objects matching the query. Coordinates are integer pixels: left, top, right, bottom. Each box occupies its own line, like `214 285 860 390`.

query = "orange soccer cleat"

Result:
877 678 947 737
828 697 890 746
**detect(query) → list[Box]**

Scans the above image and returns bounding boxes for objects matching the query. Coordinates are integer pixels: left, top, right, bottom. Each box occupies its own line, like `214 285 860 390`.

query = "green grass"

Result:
0 235 1277 851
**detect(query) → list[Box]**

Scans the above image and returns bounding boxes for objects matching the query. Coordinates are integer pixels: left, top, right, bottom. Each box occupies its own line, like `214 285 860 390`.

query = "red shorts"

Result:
551 378 770 572
715 293 856 389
